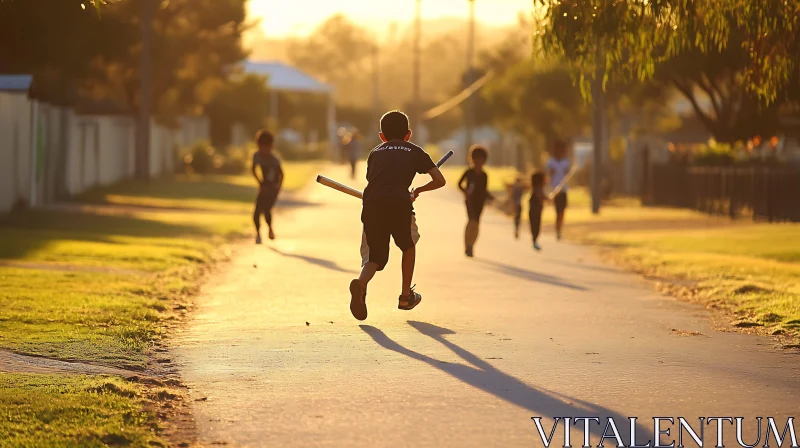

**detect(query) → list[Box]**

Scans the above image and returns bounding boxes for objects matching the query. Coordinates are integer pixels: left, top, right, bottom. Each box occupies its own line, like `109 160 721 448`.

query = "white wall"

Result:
0 92 33 212
65 115 136 196
1 95 206 212
176 115 209 148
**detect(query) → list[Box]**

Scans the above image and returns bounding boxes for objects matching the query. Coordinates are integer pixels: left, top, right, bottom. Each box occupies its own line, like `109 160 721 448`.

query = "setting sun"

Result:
248 0 534 37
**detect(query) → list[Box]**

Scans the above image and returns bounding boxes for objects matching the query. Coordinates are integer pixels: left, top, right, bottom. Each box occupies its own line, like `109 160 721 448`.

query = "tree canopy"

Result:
535 0 799 103
1 0 250 124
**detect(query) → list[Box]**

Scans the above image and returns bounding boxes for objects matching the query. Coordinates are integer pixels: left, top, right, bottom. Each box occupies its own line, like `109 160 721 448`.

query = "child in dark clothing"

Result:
508 176 528 239
349 110 446 321
458 145 495 258
529 171 548 251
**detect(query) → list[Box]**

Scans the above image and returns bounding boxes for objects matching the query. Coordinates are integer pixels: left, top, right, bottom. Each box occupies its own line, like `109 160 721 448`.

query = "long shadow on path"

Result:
268 247 358 274
361 321 652 443
476 259 587 291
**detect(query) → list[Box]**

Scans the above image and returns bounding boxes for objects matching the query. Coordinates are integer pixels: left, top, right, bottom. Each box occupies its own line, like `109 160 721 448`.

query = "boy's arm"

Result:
412 167 446 199
457 170 469 193
251 158 262 186
276 162 284 192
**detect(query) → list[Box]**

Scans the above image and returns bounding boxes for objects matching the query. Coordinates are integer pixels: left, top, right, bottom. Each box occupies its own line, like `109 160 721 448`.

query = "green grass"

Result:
0 211 235 272
78 162 319 212
0 165 318 445
450 166 800 341
578 220 800 340
0 267 189 367
0 374 161 447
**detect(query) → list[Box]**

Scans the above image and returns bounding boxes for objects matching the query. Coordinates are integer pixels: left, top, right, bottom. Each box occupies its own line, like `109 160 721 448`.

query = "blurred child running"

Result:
529 171 548 251
458 145 495 257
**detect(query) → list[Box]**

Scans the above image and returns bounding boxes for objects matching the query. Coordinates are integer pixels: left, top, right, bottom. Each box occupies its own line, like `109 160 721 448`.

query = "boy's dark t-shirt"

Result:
459 169 489 203
253 151 283 194
363 140 436 202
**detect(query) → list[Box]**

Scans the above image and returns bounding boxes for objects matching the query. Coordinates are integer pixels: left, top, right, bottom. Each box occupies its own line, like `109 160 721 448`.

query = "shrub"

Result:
693 142 735 166
186 143 215 174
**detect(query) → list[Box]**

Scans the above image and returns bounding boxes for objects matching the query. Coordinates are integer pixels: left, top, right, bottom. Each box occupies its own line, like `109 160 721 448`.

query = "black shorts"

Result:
361 199 419 271
255 189 278 211
466 199 485 221
554 191 568 214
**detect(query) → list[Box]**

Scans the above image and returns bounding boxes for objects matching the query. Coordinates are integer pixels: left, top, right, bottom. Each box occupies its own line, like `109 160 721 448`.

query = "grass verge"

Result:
0 162 318 446
0 374 166 447
455 165 800 344
579 223 800 342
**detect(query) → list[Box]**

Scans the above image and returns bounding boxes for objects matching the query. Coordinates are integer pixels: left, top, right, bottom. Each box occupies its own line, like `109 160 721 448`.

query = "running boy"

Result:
509 176 528 239
251 130 283 244
349 111 446 321
458 146 495 257
529 171 547 251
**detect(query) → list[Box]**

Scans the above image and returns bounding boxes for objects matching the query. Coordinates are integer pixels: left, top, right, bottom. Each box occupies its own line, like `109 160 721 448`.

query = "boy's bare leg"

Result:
556 212 564 238
401 246 415 296
350 262 377 321
358 262 379 288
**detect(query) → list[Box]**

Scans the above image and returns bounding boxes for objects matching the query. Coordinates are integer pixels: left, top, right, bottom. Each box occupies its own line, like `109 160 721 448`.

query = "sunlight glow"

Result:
248 0 533 37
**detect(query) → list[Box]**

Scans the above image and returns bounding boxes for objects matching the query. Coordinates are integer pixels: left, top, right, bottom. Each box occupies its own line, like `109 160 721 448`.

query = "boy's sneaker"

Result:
398 285 422 311
465 247 474 258
349 279 367 321
268 228 276 240
255 235 262 245
533 242 542 251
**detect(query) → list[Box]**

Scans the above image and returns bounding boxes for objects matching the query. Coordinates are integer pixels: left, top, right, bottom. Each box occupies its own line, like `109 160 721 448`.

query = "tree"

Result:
287 14 373 107
206 74 271 146
652 29 785 143
482 60 590 163
85 0 248 122
534 0 800 104
0 0 131 105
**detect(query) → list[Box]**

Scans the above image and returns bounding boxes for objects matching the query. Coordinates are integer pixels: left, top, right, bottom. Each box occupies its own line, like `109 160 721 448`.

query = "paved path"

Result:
172 166 800 447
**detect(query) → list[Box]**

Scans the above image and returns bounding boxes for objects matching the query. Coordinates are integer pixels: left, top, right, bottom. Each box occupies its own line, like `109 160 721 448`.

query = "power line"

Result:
421 70 494 121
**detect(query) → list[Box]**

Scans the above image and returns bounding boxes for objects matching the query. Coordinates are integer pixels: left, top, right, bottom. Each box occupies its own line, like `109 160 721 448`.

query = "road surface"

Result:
172 166 800 447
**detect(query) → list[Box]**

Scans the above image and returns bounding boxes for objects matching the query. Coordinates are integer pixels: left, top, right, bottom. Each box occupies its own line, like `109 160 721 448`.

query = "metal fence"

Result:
644 164 800 222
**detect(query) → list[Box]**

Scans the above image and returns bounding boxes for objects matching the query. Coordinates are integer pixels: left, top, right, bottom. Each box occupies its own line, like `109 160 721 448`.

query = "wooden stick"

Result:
316 150 455 200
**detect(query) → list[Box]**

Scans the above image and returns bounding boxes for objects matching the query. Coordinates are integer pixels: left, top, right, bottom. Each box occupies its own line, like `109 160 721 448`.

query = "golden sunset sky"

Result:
247 0 534 37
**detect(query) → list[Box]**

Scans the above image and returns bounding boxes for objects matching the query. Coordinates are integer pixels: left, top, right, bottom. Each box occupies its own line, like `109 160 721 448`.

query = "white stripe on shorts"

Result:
360 215 421 267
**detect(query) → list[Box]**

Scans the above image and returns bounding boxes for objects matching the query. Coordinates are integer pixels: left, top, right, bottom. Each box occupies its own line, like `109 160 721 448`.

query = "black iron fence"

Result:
644 164 800 222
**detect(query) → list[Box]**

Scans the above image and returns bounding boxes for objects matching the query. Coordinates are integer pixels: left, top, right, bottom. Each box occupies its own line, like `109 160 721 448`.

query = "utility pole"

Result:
465 0 476 153
412 0 421 134
591 40 605 214
135 0 153 179
371 43 380 140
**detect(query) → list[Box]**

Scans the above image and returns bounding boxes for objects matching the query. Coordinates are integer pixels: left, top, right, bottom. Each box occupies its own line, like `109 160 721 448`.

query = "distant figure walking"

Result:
251 130 283 244
346 130 363 180
458 145 495 258
546 140 571 240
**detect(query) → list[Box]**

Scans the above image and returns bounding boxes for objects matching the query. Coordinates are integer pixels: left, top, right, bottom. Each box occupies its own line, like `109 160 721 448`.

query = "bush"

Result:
188 143 216 174
693 142 735 166
176 143 251 175
215 146 249 174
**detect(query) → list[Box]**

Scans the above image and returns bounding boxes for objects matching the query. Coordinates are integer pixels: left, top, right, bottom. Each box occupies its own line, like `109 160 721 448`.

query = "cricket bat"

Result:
316 175 363 199
547 166 577 200
317 150 454 200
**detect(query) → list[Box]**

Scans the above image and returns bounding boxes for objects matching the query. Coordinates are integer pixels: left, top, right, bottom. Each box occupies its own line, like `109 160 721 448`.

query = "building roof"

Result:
243 61 332 94
0 74 33 92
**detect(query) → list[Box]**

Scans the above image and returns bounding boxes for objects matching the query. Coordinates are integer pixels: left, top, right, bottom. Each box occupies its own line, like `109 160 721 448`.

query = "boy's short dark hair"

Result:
469 145 488 162
256 129 274 147
380 110 410 140
531 171 545 187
